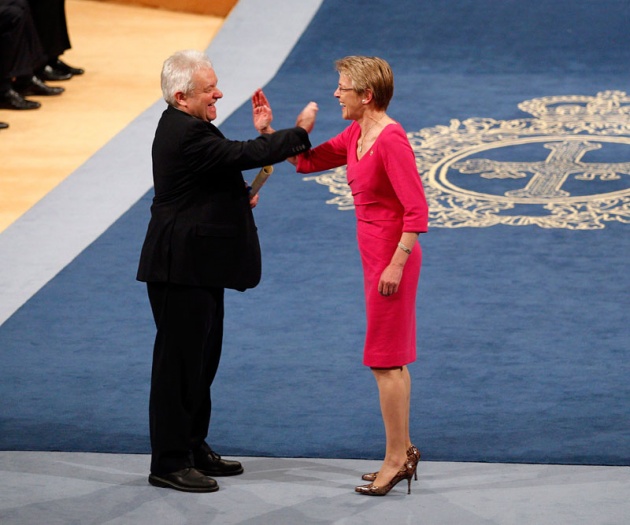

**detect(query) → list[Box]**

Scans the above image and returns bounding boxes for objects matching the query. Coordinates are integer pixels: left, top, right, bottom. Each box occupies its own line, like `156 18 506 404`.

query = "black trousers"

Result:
0 0 46 83
27 0 70 61
147 282 224 475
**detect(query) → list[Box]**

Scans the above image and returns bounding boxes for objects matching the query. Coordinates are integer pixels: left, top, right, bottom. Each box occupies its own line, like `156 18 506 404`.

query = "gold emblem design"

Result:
304 91 630 229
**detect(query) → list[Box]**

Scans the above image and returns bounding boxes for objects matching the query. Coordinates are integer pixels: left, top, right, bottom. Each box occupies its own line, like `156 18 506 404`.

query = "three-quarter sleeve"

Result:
381 127 429 233
296 126 353 174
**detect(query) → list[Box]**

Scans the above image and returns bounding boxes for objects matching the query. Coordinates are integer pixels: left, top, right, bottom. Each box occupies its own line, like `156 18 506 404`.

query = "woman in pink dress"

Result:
293 56 429 496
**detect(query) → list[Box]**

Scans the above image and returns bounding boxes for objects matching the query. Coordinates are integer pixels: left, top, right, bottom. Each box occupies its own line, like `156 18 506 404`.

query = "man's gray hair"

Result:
161 50 213 106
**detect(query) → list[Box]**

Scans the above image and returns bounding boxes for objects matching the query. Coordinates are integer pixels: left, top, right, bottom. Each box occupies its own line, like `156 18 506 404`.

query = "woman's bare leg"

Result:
371 366 412 487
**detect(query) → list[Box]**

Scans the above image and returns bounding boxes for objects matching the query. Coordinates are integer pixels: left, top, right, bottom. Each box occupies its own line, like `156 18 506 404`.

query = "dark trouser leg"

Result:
0 0 46 81
147 282 224 475
190 290 224 451
28 0 71 61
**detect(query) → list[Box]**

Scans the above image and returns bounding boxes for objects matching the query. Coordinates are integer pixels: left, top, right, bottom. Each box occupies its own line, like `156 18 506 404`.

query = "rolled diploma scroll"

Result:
248 166 274 197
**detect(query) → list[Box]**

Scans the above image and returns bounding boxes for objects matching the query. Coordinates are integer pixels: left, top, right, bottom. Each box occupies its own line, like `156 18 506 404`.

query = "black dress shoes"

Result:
49 58 85 76
194 446 244 476
39 65 72 82
0 122 8 129
148 467 219 493
0 89 41 110
14 76 64 97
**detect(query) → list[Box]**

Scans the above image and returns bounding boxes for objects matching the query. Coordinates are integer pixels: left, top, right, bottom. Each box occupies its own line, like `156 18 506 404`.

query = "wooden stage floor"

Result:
0 0 224 232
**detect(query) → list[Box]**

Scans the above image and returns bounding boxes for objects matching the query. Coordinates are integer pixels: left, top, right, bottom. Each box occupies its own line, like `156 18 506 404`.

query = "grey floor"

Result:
1 452 628 524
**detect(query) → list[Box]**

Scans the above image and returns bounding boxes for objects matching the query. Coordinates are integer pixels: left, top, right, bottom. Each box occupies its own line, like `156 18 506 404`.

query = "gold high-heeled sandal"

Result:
361 445 420 482
355 456 416 496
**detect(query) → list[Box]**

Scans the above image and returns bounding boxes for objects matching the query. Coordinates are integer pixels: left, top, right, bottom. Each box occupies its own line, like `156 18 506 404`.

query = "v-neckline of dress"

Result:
355 121 396 162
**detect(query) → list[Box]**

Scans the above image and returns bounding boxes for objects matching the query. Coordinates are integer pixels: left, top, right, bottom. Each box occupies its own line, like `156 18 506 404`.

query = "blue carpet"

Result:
1 0 629 465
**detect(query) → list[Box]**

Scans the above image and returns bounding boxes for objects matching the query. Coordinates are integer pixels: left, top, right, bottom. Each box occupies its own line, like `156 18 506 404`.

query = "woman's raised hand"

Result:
295 101 318 133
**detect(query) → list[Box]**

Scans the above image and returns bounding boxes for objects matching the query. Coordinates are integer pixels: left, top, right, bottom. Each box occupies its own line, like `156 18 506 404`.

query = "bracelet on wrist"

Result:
397 242 412 254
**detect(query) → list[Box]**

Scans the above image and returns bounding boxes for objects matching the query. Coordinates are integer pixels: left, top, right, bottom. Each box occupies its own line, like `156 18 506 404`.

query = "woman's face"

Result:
334 74 363 121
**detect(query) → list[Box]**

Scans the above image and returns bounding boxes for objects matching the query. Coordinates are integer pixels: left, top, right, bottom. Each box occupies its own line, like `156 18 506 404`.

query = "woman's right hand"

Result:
296 101 318 133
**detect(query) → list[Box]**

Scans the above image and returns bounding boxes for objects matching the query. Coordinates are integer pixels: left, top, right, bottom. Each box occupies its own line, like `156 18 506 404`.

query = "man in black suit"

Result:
137 49 317 493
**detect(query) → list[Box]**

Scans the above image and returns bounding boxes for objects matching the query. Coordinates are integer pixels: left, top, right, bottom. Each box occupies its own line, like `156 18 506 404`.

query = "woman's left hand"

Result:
378 263 403 296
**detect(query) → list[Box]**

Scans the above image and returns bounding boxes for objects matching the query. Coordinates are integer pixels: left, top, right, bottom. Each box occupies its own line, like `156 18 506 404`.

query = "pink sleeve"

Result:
296 126 352 174
382 127 429 233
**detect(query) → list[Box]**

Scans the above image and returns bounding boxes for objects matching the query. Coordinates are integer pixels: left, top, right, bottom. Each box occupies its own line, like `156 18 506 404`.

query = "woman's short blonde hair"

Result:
335 56 394 111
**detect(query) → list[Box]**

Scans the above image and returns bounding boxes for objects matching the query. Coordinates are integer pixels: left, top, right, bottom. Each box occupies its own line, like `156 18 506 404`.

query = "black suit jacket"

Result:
137 105 310 291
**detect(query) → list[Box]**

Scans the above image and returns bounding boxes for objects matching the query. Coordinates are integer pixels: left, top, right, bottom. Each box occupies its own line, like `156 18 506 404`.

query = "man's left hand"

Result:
252 88 273 133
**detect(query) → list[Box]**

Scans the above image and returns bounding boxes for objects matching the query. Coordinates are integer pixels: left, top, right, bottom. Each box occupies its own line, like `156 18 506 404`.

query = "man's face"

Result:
178 67 223 122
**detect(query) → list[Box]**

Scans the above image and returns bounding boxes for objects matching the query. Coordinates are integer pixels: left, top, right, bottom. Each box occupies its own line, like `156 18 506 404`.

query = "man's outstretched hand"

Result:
252 88 273 134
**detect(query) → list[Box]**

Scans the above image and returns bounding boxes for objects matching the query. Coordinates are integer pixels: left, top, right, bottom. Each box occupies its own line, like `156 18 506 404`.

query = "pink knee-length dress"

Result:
297 121 428 367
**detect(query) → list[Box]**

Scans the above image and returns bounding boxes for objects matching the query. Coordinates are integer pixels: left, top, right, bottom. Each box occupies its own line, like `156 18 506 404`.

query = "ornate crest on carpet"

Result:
304 91 630 229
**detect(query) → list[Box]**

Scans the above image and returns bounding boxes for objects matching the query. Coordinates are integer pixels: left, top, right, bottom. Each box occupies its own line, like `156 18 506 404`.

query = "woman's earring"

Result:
362 100 367 103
